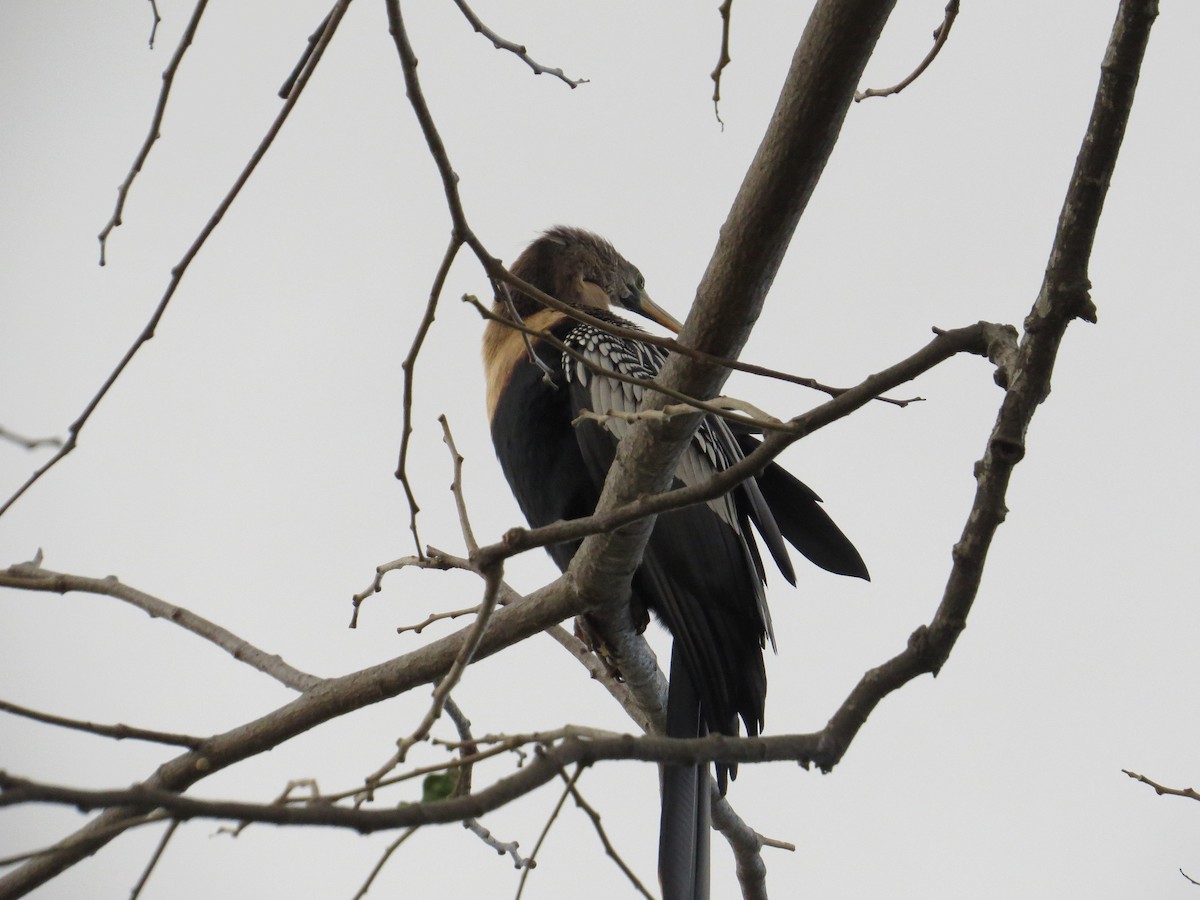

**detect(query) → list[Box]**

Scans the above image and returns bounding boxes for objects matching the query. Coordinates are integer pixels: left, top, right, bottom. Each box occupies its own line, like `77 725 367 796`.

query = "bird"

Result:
482 226 868 900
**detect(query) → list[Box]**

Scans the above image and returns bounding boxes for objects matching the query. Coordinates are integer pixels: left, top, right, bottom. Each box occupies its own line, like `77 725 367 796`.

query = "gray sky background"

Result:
2 2 1199 897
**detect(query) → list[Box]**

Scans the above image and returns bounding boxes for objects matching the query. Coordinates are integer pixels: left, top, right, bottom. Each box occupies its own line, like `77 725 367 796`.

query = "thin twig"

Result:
439 415 478 554
514 766 578 900
350 552 459 627
0 425 62 450
443 695 477 795
395 237 462 557
146 0 162 48
0 698 204 748
351 827 418 899
496 281 557 383
99 0 210 264
318 742 515 808
442 697 532 872
216 779 320 839
450 0 586 88
383 0 500 556
463 819 531 869
1122 769 1200 803
856 0 959 101
1 0 351 520
128 820 178 900
278 9 333 99
711 0 733 128
563 768 655 899
396 605 481 636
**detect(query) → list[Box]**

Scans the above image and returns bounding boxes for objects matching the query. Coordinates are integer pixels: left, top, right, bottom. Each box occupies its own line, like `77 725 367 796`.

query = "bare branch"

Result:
0 698 204 749
439 414 478 554
443 694 476 794
4 728 844 827
350 551 460 627
444 694 527 869
450 0 587 88
395 605 481 636
1123 768 1200 803
99 0 210 264
562 768 656 900
128 820 177 900
351 827 418 899
318 740 518 808
856 0 959 101
463 818 531 870
711 0 733 127
395 238 462 556
0 424 62 450
514 767 575 899
0 721 864 832
0 559 322 692
278 9 334 99
383 0 489 266
145 0 162 49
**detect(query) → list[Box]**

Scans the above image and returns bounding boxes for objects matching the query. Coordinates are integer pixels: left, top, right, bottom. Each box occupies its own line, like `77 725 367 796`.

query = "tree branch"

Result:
98 0 210 264
450 0 587 88
0 425 63 451
1123 768 1200 803
809 0 1159 772
0 558 322 693
855 0 959 101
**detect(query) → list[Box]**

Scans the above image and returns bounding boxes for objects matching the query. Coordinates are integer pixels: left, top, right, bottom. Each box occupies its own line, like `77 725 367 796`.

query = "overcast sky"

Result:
3 2 1199 898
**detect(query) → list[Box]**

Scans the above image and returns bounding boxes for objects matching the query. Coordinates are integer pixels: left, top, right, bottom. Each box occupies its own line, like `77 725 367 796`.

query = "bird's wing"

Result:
560 321 773 737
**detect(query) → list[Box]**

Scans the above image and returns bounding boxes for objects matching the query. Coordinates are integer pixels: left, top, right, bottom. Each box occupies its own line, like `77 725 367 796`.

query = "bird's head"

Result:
504 226 683 333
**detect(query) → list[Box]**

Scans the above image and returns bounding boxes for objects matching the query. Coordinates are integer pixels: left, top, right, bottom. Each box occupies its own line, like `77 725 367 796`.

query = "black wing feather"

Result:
732 432 870 581
561 321 771 742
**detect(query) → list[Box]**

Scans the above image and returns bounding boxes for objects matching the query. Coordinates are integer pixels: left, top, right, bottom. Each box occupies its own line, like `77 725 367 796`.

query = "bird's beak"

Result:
637 293 685 335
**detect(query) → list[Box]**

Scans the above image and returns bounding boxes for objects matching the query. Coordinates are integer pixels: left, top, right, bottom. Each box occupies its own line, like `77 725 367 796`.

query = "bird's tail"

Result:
659 644 711 900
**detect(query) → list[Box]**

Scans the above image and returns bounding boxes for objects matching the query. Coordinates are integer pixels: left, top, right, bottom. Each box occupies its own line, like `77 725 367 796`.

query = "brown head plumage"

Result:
497 226 678 330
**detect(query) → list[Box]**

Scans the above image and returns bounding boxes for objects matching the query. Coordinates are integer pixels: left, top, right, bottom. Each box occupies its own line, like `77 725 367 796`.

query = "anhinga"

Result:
483 227 867 900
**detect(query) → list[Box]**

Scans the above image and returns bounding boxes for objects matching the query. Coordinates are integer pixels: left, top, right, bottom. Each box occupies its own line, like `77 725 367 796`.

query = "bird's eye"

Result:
635 274 645 290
